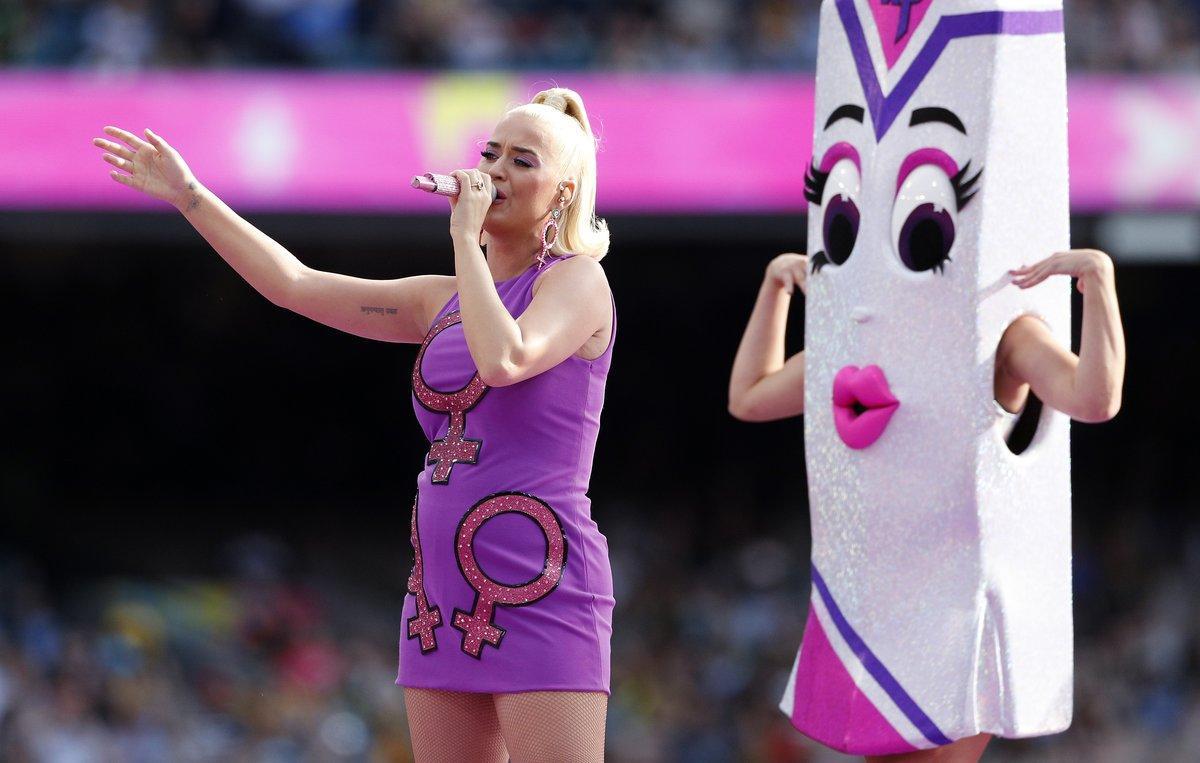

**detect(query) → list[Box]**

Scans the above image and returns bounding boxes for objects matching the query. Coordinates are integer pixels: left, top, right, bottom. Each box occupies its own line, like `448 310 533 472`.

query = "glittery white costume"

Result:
779 0 1072 754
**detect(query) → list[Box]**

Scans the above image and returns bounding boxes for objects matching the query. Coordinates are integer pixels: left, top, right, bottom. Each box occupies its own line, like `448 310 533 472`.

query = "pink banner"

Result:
1 71 1196 213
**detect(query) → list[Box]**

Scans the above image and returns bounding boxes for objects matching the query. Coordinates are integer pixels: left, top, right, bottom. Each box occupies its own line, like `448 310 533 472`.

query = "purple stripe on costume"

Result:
838 0 885 128
792 608 918 754
835 0 1064 140
811 564 953 747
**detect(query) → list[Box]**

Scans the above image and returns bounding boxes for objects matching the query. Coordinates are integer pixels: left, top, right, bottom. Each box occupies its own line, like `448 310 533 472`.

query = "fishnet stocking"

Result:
494 690 608 762
404 688 507 763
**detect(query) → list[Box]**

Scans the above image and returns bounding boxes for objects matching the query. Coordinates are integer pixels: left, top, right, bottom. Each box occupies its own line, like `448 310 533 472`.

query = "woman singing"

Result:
93 86 616 762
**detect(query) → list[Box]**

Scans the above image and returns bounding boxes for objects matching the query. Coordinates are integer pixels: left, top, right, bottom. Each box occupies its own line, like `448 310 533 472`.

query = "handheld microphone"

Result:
411 173 499 201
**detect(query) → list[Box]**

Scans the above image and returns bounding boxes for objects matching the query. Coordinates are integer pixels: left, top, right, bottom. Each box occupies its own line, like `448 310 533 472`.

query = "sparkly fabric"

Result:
780 0 1073 754
411 311 488 484
406 496 443 652
398 255 617 695
452 492 568 658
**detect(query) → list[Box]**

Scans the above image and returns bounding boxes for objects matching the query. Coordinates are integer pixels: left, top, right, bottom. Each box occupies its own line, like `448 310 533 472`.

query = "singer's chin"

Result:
480 208 513 233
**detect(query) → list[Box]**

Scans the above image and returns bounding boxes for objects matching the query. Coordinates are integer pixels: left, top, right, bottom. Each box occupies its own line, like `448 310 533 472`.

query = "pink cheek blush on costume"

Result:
832 365 899 449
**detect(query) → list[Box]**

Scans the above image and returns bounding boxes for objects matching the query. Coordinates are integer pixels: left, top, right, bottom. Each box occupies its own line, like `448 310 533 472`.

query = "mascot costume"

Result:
779 0 1073 754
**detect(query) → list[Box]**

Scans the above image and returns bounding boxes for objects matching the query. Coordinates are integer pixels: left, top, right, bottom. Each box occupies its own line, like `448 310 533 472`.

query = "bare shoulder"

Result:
421 274 458 296
532 255 609 298
1000 314 1054 356
999 314 1073 380
417 274 459 325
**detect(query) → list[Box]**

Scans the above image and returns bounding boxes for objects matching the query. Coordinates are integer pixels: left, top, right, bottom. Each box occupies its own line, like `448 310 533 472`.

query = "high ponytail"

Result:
510 87 610 260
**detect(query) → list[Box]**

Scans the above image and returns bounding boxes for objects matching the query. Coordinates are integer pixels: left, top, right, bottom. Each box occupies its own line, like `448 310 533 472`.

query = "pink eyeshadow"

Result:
895 148 959 194
819 141 862 173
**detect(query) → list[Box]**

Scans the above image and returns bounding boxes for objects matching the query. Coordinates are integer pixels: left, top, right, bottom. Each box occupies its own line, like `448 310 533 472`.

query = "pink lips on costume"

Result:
832 365 900 449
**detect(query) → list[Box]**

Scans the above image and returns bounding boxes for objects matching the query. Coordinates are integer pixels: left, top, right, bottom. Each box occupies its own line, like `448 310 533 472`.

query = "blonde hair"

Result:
507 87 610 260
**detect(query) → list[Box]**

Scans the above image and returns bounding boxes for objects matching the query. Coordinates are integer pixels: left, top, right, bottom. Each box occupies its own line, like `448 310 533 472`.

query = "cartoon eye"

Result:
808 157 861 269
891 164 958 274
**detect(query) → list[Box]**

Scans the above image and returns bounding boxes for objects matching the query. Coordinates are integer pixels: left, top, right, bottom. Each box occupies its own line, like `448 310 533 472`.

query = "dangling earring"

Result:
537 208 561 268
537 184 568 268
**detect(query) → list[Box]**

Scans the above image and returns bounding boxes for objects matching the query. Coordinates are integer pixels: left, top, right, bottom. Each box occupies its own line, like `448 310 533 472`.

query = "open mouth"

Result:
493 190 507 203
832 365 899 449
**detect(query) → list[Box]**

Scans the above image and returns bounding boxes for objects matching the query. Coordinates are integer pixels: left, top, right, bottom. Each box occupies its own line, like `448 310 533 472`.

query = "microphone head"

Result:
411 175 437 192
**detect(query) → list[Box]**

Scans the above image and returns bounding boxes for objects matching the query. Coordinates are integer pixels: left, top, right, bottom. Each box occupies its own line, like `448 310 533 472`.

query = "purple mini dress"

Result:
396 255 616 695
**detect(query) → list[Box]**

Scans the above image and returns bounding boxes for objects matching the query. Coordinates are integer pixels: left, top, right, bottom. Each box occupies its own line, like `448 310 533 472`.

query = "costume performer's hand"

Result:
92 126 199 210
766 253 810 296
448 169 494 241
1010 249 1114 294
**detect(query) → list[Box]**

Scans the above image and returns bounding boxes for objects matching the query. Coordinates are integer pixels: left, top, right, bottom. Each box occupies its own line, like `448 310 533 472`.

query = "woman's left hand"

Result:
1010 249 1114 293
448 169 494 241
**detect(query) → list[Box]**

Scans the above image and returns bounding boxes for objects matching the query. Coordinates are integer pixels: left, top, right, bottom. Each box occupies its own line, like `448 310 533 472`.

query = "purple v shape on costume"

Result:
836 0 1064 140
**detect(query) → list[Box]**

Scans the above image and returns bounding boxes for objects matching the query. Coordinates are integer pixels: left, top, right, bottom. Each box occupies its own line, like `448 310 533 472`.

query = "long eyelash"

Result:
804 160 829 205
811 251 830 273
952 161 983 211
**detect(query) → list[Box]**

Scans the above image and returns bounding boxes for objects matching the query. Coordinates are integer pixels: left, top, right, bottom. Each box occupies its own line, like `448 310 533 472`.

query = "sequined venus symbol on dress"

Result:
406 495 443 652
412 311 488 483
452 492 568 658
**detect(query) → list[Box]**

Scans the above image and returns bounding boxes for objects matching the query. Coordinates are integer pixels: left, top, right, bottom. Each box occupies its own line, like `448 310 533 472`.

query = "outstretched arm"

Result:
728 254 809 422
93 126 452 343
177 182 453 342
1003 249 1125 423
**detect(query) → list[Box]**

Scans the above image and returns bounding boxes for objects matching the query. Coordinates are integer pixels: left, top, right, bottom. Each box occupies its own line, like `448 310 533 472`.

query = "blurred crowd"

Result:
2 506 1199 762
0 537 415 762
1 0 1198 73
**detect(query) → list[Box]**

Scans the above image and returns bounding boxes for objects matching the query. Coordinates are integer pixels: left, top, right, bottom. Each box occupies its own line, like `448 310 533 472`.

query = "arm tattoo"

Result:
360 306 399 316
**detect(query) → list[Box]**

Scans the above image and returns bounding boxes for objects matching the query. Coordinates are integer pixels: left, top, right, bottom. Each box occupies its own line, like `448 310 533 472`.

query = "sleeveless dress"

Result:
395 254 616 694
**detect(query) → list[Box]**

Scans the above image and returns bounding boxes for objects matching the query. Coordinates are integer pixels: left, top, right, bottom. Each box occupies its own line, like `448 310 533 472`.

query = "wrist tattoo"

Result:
360 306 399 316
184 181 201 212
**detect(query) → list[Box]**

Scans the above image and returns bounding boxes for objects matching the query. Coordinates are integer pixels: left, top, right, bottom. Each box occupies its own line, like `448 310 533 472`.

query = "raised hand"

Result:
92 126 199 210
448 168 495 241
766 252 810 296
1010 249 1114 294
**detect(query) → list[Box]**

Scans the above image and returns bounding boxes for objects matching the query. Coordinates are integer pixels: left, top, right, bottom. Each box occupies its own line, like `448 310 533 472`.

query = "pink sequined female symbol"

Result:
412 311 489 484
451 492 568 658
405 496 443 652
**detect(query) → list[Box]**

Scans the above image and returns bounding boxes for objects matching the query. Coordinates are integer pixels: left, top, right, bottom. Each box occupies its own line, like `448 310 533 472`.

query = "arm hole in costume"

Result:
995 312 1054 456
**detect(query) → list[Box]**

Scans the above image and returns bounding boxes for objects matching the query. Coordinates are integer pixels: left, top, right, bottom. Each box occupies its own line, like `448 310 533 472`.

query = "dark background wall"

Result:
4 212 1186 560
